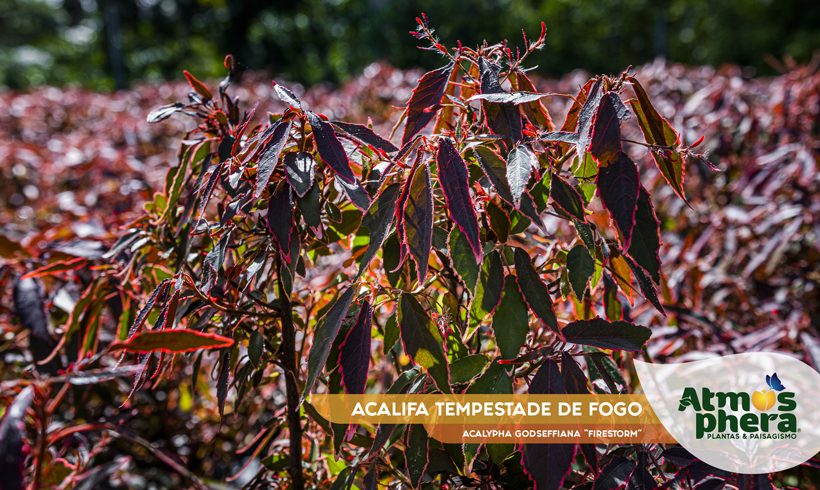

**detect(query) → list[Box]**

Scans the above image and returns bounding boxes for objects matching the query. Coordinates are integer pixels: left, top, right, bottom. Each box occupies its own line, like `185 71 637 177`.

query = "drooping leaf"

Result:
492 275 531 360
402 61 455 146
625 255 665 315
597 151 640 249
575 79 604 159
13 277 60 374
147 102 185 123
449 354 490 384
592 456 636 490
589 93 623 166
301 286 357 405
338 300 372 395
627 187 662 284
513 248 559 334
566 245 595 300
469 251 505 331
562 317 651 351
283 151 315 198
267 183 294 261
333 121 399 153
437 139 481 262
486 200 510 242
474 147 515 205
256 119 292 198
448 226 480 294
248 330 263 368
202 229 233 293
629 77 686 202
404 163 434 280
549 173 586 222
307 111 356 184
406 424 429 488
602 271 623 321
478 58 523 142
507 145 535 208
398 294 452 394
110 329 234 353
383 313 399 355
627 452 656 490
363 465 379 490
336 176 372 212
272 81 302 108
522 360 575 490
356 183 401 280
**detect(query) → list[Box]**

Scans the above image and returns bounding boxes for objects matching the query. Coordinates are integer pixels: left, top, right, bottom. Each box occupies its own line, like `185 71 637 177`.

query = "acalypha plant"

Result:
3 14 726 490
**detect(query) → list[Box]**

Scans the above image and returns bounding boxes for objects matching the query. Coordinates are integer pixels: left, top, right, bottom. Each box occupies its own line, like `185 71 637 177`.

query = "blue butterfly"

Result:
766 373 786 392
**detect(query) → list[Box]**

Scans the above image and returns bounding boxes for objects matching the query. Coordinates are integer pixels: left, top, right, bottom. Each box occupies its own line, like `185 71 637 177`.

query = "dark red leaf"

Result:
0 386 33 490
404 163 434 280
478 57 523 142
437 139 481 262
357 183 401 279
594 456 636 490
337 176 372 212
272 81 302 109
596 150 640 250
398 293 452 394
625 255 665 315
307 111 356 184
267 183 294 261
256 119 292 198
562 317 651 351
514 248 559 333
217 350 230 419
561 352 598 474
589 93 623 166
549 173 586 222
333 121 399 153
184 70 212 101
109 329 235 353
627 186 662 285
627 452 656 490
575 79 604 158
338 300 372 395
474 147 515 205
283 151 316 198
522 360 575 490
402 61 455 146
147 102 185 123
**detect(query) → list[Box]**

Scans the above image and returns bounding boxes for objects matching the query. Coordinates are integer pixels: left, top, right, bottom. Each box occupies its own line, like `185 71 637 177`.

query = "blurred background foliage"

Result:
1 0 820 90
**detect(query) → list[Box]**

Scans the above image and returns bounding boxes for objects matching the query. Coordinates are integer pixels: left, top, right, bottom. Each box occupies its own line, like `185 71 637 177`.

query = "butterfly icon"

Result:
766 373 786 392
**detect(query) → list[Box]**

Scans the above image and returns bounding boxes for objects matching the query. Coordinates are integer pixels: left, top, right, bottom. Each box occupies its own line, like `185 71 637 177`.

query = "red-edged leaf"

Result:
562 317 651 351
629 76 686 202
627 186 662 284
13 277 60 374
566 245 594 300
549 173 586 222
513 248 559 334
478 58 523 143
404 163 434 280
337 176 372 212
469 251 505 329
406 424 429 488
474 147 515 205
398 293 452 394
283 151 315 198
184 70 212 101
333 121 399 153
302 286 357 405
0 386 33 490
217 350 230 418
356 183 401 280
307 111 356 184
272 81 302 109
625 255 665 315
338 300 372 395
448 225 480 293
589 93 623 166
402 61 455 146
597 151 640 250
522 360 575 490
110 329 234 353
147 102 185 123
516 71 555 131
267 183 294 261
602 271 623 321
575 79 604 158
507 145 534 208
437 139 481 262
627 452 656 490
492 275 530 360
594 456 637 490
256 119 291 198
486 200 510 242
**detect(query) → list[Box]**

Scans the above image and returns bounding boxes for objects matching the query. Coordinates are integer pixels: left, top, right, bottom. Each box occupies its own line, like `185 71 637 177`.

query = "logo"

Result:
635 353 820 473
676 372 797 439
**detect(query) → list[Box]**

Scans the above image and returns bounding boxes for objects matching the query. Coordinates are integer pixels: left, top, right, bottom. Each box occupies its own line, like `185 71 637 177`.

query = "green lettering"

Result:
717 410 738 433
696 413 715 439
777 392 796 411
716 391 750 411
778 414 797 432
702 388 715 411
740 413 758 432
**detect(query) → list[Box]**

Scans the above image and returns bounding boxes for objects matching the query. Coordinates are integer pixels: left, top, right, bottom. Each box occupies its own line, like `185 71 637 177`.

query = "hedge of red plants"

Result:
1 18 819 490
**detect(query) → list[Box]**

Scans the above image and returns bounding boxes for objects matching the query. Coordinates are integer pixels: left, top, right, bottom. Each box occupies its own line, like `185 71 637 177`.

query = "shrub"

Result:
3 14 818 490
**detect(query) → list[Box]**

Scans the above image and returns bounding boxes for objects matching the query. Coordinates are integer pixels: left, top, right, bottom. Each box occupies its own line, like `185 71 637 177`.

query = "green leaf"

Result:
406 424 429 488
110 329 234 353
573 218 596 254
465 359 514 470
383 313 400 355
492 275 530 360
449 354 490 384
513 248 559 334
627 187 662 285
301 286 357 405
562 318 651 351
566 245 594 300
398 294 452 394
248 330 263 368
404 163 434 280
449 226 480 294
468 251 505 335
486 200 510 242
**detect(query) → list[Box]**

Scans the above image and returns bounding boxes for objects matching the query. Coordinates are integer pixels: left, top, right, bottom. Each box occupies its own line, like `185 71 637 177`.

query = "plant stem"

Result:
276 253 304 490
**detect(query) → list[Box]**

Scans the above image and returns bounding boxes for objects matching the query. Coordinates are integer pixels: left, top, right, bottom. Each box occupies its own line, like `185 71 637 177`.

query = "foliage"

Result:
3 0 820 89
3 16 820 490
